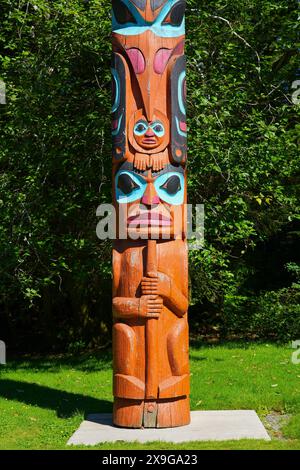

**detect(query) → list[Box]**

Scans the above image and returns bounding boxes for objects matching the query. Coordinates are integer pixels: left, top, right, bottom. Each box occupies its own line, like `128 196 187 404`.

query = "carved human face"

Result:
128 109 169 154
115 162 185 238
133 118 165 150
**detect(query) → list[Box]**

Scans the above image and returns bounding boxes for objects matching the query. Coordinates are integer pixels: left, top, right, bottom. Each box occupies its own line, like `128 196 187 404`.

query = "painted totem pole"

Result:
111 0 189 428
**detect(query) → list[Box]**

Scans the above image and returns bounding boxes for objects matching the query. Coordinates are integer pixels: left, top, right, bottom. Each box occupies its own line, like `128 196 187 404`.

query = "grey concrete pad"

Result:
67 410 270 445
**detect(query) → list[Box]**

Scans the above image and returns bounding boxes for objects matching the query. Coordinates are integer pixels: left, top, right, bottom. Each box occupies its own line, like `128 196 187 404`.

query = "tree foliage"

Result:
0 0 299 351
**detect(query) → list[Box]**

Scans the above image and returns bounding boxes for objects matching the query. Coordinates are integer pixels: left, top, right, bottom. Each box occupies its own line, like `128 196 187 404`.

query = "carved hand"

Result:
141 273 171 299
149 150 168 171
141 275 159 296
134 153 150 171
139 295 163 318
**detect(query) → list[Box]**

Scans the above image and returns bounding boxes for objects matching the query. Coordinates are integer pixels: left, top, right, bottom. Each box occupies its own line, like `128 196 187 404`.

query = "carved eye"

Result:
112 0 137 24
162 0 185 27
160 175 181 195
118 173 139 195
154 124 162 133
151 122 165 137
134 121 148 136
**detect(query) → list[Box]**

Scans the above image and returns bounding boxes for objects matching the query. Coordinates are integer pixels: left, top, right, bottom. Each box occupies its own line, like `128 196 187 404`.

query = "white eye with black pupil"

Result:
134 121 148 136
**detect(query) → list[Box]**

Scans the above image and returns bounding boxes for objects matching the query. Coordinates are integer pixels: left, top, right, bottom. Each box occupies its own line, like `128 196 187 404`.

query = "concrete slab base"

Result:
67 410 270 445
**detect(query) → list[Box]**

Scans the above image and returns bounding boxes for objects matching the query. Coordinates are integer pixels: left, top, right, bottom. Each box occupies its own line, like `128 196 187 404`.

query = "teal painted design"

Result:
134 120 148 136
116 170 147 203
112 0 185 38
112 114 123 136
175 116 187 137
134 120 165 137
154 171 184 205
151 121 165 137
178 70 186 116
111 68 120 113
115 169 184 205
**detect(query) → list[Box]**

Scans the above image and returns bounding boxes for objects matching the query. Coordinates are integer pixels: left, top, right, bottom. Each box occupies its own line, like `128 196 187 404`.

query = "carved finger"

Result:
149 301 163 307
148 307 162 313
142 282 158 289
148 300 161 306
160 156 164 170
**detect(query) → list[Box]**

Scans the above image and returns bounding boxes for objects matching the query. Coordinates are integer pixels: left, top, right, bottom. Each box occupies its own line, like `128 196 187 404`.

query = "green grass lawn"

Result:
0 342 300 450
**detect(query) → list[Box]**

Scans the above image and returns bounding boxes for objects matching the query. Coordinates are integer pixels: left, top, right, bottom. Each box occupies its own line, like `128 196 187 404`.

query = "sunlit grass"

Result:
0 342 299 449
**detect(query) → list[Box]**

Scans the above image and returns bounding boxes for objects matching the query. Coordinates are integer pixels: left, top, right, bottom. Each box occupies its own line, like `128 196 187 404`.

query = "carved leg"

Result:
114 397 190 428
113 398 144 428
113 323 145 427
156 319 190 428
157 396 190 428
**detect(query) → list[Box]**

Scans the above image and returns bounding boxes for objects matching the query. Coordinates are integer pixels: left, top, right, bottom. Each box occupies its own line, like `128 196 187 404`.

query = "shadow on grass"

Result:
6 349 113 373
0 379 113 418
189 355 225 362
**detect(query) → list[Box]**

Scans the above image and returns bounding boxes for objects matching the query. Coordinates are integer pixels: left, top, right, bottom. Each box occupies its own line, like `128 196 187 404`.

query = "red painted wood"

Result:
111 0 189 428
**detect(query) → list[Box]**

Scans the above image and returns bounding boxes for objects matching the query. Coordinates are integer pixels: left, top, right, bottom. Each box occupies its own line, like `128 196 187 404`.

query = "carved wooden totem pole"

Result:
111 0 189 428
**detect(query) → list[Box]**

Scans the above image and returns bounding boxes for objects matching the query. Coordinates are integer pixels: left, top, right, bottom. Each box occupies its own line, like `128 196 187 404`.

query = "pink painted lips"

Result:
128 212 171 227
142 137 157 145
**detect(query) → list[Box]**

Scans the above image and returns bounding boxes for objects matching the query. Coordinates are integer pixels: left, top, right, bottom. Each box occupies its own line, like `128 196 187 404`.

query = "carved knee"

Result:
167 319 189 376
113 323 136 376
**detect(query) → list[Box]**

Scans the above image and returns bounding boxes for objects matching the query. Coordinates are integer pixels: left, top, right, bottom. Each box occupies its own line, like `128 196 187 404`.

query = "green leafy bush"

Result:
0 0 299 350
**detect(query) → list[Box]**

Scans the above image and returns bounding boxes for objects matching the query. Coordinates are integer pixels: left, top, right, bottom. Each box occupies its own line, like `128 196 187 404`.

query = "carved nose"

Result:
141 183 160 206
145 128 155 137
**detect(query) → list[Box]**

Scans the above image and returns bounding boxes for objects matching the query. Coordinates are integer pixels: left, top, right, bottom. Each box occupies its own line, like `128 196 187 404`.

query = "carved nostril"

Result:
154 48 172 74
126 48 145 74
145 128 155 137
151 195 160 204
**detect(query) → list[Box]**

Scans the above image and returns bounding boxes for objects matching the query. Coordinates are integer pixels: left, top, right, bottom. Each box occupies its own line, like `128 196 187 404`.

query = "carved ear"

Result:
170 55 187 165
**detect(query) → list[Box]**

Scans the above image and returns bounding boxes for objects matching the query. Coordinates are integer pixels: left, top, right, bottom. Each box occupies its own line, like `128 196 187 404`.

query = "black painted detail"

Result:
160 175 182 195
112 0 137 24
162 0 186 27
118 173 139 195
151 0 165 12
131 0 147 11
